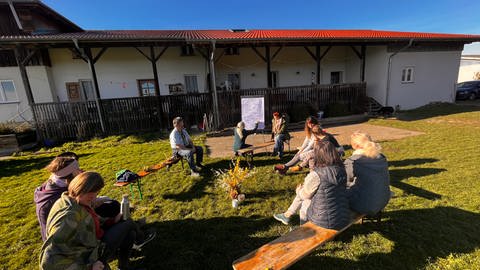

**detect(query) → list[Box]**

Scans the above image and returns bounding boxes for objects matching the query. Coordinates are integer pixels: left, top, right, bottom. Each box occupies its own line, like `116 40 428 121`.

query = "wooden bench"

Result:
114 178 143 200
113 155 184 200
236 141 275 166
232 214 365 270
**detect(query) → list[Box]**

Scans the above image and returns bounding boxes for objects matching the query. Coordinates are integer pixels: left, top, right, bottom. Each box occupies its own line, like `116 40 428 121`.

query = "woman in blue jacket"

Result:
345 132 391 215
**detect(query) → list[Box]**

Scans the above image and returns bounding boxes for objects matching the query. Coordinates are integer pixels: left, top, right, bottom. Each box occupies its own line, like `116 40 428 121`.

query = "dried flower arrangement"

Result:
215 158 254 201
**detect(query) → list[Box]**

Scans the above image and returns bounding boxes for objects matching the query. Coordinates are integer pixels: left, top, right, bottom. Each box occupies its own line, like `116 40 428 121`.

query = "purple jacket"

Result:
34 181 66 241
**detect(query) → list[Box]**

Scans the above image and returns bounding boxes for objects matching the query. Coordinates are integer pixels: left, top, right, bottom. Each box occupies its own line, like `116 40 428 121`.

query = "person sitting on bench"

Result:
233 121 259 155
274 124 343 175
271 112 290 158
169 116 205 177
345 132 391 215
274 141 350 229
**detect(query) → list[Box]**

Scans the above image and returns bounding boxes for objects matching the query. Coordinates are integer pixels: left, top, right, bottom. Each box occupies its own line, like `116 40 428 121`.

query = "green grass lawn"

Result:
1 103 480 270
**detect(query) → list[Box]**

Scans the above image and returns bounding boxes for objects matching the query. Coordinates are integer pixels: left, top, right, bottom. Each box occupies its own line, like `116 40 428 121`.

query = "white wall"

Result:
458 60 480 82
215 46 358 88
389 50 461 109
364 46 389 106
49 47 208 101
0 66 56 122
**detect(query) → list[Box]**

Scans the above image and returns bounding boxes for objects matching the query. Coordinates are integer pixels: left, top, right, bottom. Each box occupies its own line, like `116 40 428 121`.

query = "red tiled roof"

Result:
1 29 480 42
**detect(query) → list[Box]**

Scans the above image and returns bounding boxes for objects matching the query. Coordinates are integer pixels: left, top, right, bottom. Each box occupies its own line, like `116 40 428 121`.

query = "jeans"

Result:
175 146 204 171
273 134 287 157
285 194 311 223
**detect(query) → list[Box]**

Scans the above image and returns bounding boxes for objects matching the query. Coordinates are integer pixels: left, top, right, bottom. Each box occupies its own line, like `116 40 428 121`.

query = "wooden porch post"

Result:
149 46 161 96
316 45 321 84
84 47 106 133
13 47 35 106
266 46 272 88
209 42 220 129
361 45 366 82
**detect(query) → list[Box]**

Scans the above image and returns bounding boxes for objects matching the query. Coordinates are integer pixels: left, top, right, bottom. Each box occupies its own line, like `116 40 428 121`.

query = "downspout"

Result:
385 38 413 106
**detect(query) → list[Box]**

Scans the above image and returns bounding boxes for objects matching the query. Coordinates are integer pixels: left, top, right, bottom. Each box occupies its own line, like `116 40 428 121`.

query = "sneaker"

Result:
290 165 303 172
196 164 206 169
273 213 290 225
190 171 200 177
132 231 156 251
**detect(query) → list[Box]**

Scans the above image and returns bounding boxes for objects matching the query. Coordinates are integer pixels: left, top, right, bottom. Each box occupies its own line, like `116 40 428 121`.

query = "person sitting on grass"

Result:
274 141 350 229
170 116 205 177
345 132 391 216
40 172 154 270
35 152 123 241
271 112 290 158
274 124 343 175
233 121 259 155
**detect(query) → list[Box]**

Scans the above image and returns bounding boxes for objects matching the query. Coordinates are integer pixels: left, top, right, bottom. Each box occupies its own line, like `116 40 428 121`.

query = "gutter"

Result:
385 38 414 106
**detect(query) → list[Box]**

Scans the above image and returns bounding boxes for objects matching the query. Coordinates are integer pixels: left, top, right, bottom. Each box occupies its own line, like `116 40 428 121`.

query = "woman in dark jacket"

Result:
233 121 258 154
345 132 391 215
306 141 350 230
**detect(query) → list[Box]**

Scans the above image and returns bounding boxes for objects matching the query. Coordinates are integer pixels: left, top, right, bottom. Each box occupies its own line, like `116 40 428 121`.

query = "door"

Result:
66 82 81 101
79 80 95 100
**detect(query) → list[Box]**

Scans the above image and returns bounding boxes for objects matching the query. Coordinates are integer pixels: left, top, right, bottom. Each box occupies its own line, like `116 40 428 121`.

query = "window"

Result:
225 47 240 55
401 67 414 83
80 80 95 100
227 73 241 90
270 71 279 88
0 80 18 102
137 79 157 96
184 75 199 93
180 45 195 56
330 71 342 84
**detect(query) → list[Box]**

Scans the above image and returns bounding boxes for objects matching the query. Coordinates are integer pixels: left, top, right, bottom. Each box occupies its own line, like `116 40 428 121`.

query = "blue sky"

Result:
43 0 480 54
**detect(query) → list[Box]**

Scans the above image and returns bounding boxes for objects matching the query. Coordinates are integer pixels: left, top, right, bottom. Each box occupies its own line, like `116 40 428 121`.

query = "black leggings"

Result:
100 219 137 269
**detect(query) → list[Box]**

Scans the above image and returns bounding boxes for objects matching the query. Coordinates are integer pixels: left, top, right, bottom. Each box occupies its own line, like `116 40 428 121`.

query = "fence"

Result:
32 83 366 141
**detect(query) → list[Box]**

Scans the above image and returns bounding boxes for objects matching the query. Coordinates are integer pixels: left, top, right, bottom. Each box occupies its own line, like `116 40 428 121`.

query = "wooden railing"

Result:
32 83 366 141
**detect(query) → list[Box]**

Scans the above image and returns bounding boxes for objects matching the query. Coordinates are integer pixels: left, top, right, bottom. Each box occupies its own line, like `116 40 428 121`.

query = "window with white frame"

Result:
137 79 157 96
401 67 414 83
184 75 199 93
0 80 18 102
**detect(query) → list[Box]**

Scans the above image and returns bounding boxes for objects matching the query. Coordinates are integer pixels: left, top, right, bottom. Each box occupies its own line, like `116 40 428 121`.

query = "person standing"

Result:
169 116 205 177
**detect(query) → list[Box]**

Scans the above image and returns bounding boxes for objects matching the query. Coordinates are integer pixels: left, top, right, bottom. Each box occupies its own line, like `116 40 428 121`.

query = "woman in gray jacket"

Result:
345 132 391 215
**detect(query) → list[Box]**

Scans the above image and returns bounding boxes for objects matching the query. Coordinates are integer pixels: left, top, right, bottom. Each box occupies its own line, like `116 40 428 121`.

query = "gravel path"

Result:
205 123 423 158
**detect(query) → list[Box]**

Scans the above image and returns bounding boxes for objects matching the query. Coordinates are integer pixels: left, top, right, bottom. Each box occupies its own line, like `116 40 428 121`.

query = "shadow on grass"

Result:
396 103 480 121
141 216 276 270
162 159 232 202
388 158 439 167
389 167 446 200
291 206 480 270
0 153 92 178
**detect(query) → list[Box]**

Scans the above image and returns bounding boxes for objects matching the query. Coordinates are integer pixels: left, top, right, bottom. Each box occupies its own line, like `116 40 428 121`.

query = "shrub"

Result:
0 122 34 135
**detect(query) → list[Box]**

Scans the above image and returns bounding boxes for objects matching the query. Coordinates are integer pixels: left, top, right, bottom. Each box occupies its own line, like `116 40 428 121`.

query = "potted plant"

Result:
215 158 254 208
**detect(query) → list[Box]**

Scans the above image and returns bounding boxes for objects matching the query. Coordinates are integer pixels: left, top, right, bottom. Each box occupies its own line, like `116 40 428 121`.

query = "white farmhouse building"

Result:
1 0 480 139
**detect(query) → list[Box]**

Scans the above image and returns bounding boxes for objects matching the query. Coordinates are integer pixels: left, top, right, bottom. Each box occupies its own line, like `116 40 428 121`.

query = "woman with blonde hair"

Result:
233 120 258 155
345 132 391 215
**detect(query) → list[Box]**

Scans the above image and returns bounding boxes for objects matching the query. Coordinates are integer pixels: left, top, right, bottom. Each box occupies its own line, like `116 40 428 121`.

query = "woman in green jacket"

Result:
40 172 146 270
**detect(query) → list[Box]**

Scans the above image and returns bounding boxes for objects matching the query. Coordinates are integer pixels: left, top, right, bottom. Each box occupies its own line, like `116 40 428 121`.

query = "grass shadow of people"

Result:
140 216 276 270
389 168 446 200
290 206 480 269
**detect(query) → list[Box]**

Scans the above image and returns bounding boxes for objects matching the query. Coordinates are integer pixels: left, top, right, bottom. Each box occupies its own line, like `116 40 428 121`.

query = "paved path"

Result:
205 123 424 158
